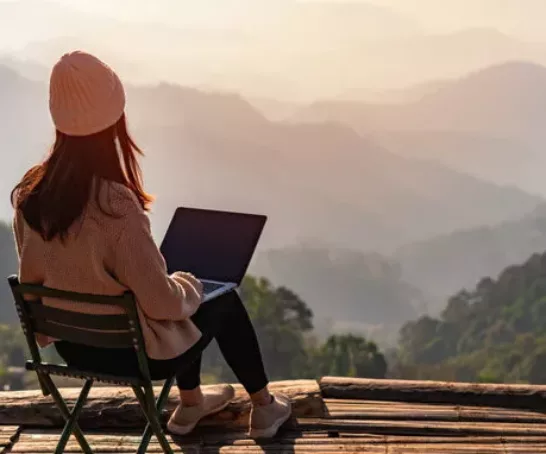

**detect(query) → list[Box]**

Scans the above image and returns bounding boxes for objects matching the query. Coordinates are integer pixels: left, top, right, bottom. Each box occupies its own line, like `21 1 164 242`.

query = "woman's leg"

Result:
166 291 290 438
175 291 269 398
176 356 204 406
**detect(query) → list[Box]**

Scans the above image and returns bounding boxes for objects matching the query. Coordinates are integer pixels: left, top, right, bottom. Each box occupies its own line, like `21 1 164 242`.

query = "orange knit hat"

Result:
49 51 126 136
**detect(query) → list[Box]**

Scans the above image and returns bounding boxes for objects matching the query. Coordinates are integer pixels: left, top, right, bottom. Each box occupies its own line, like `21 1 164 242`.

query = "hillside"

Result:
296 61 546 194
0 222 17 323
298 61 546 138
1 68 541 252
395 251 546 384
394 205 546 307
250 245 428 330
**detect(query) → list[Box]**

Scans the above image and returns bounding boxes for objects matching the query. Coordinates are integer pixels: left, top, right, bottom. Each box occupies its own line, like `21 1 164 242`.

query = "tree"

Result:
0 221 18 323
314 334 387 379
202 276 389 383
202 276 315 381
394 250 546 384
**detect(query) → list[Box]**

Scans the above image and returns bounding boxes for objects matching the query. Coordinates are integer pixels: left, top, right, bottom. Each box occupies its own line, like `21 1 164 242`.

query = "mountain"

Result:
394 205 546 310
337 79 451 104
1 68 543 252
371 130 545 193
298 61 546 139
296 61 546 194
395 251 546 384
250 245 428 345
0 56 48 82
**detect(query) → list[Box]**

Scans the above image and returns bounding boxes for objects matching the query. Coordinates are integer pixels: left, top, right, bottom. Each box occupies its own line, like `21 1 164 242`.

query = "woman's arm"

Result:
112 195 203 321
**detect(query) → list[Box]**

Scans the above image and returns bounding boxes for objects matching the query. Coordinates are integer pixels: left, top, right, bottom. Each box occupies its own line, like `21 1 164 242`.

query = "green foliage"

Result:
311 334 387 378
0 221 18 323
202 276 387 382
395 252 546 384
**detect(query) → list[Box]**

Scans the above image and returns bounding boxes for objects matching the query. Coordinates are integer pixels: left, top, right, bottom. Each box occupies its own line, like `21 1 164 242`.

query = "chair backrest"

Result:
7 275 151 380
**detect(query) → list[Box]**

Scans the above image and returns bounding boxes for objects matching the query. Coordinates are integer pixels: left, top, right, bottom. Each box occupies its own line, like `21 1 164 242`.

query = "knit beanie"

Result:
49 51 126 136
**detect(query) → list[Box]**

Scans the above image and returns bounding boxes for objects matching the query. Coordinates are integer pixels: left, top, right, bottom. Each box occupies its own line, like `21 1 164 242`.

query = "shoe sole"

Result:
248 405 292 439
167 400 231 436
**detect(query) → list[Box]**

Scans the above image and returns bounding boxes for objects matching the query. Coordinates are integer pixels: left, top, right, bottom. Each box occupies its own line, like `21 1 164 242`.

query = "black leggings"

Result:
55 291 269 394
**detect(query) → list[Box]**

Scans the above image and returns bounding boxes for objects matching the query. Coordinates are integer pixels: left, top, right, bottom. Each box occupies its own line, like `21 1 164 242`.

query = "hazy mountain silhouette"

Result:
250 245 428 332
1 68 542 252
394 204 546 311
299 61 546 137
337 79 452 104
372 130 541 193
296 61 546 194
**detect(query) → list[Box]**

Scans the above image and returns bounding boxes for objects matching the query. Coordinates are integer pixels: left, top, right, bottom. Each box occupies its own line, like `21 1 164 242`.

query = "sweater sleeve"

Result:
111 197 202 322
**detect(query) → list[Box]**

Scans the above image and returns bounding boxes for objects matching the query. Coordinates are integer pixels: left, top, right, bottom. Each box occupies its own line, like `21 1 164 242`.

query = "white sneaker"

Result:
167 384 235 436
248 394 292 439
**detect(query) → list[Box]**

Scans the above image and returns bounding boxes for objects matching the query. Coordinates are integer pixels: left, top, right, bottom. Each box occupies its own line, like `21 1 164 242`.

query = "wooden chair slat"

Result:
32 319 135 349
28 303 131 331
17 282 131 307
26 361 143 385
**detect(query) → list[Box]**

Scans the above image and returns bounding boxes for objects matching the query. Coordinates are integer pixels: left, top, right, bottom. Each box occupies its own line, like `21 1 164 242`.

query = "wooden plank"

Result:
320 377 546 410
325 399 546 423
11 430 546 454
200 447 386 454
295 418 546 437
0 380 323 429
11 432 200 453
387 444 506 454
325 400 459 421
504 445 546 454
0 425 20 451
385 436 546 444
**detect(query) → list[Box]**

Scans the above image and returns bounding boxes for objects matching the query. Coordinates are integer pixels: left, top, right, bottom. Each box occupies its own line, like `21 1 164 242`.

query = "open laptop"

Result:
160 207 267 302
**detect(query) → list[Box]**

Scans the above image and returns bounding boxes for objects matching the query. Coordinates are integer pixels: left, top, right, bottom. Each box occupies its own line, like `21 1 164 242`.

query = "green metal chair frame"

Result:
8 275 175 454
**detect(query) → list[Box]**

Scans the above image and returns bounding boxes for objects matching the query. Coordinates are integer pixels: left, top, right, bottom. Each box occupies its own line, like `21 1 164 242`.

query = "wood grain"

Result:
324 399 546 423
320 376 546 410
9 430 546 454
0 380 323 429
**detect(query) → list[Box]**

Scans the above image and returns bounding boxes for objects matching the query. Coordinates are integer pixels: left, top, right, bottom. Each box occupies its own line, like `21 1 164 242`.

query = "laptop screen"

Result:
159 207 267 285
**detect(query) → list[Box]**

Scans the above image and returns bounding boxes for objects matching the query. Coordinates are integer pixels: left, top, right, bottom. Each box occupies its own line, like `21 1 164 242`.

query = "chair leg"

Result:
136 377 175 454
36 372 51 397
133 383 175 454
42 375 94 454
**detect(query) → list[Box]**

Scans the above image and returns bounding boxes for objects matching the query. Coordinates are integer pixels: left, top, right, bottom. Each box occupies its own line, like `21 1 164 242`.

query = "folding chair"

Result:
8 275 175 454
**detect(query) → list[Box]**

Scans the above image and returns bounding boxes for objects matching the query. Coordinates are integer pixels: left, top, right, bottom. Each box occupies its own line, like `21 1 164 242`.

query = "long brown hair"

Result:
11 114 153 241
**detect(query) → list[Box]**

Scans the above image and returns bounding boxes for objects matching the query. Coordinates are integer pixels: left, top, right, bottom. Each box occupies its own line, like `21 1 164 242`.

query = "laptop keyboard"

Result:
202 281 225 294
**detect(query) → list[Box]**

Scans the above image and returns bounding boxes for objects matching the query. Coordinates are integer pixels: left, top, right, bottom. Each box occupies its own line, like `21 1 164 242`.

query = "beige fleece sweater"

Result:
12 179 202 360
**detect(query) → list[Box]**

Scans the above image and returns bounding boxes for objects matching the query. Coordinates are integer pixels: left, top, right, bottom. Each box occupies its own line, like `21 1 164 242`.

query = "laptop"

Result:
160 207 267 302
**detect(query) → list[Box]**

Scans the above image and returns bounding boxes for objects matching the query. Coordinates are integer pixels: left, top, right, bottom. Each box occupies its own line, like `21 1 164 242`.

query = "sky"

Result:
3 0 546 100
45 0 546 41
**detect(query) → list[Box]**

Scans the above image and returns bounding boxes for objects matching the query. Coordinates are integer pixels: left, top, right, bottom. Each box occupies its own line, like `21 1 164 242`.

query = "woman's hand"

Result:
173 272 204 301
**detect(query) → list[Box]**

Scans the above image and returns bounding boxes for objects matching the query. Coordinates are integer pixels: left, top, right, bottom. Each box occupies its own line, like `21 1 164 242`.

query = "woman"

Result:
11 51 291 438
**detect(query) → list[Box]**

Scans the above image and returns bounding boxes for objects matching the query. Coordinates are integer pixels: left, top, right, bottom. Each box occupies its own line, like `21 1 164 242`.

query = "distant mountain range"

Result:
1 64 542 251
394 204 546 307
296 61 546 194
4 60 546 334
250 245 427 341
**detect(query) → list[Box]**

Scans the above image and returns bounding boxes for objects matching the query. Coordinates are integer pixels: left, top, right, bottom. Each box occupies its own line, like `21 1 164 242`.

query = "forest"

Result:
393 252 546 384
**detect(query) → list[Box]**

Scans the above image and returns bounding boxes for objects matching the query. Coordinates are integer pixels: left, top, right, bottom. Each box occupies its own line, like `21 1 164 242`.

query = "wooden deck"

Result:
2 377 546 452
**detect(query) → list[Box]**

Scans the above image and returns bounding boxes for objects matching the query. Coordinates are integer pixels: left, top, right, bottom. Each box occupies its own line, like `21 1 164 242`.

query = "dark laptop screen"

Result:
159 207 267 284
